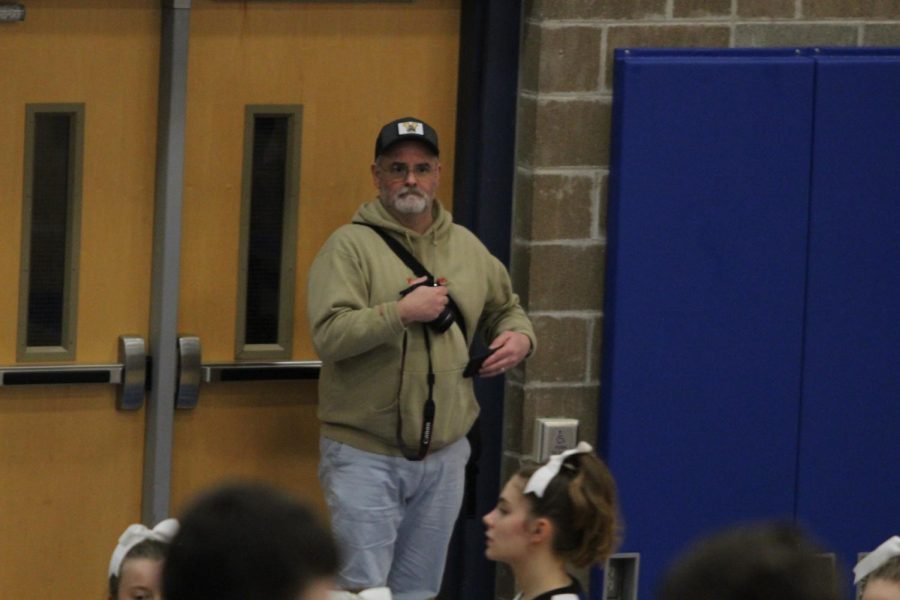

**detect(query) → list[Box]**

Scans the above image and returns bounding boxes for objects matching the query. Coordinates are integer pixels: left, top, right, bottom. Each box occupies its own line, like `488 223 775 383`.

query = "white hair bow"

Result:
524 441 594 498
108 518 179 578
854 535 900 584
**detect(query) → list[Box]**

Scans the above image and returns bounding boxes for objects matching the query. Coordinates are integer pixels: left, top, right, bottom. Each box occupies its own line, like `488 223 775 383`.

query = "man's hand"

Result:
478 331 532 378
397 276 449 325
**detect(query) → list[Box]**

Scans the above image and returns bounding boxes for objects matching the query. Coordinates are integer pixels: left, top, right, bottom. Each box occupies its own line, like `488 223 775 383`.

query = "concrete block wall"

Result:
498 0 899 597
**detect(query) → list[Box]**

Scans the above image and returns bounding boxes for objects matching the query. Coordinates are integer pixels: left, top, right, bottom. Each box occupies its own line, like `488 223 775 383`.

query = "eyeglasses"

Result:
378 162 436 182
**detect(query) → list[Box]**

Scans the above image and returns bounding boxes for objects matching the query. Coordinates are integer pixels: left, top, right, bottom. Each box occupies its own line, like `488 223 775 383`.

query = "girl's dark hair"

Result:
861 555 900 592
659 522 841 600
108 538 169 597
518 452 621 567
162 482 339 600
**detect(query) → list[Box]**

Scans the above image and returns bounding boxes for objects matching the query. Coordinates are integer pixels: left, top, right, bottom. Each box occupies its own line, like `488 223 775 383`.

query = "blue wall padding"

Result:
600 48 900 600
797 55 900 582
601 51 816 597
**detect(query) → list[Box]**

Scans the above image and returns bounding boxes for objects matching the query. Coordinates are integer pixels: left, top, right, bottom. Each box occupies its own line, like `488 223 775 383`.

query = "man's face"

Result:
372 140 441 217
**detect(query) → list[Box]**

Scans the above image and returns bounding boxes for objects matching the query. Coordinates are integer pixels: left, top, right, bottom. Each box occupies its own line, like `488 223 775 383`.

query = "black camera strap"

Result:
395 327 436 461
353 222 467 341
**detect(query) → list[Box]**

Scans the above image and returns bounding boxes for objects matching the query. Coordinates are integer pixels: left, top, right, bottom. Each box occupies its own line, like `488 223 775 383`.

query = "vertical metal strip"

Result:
143 0 191 525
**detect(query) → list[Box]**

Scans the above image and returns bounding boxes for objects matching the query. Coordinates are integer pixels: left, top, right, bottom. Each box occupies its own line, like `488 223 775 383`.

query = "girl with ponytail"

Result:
483 442 621 600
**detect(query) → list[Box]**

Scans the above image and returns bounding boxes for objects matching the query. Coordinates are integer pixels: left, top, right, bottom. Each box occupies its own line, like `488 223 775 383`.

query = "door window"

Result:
236 106 302 359
19 104 84 360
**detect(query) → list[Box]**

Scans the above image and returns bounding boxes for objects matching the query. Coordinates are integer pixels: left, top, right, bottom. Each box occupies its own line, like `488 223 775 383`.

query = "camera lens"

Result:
429 308 455 333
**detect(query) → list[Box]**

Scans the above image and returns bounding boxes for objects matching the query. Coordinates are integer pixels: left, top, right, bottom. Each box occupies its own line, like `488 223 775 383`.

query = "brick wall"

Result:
500 0 899 597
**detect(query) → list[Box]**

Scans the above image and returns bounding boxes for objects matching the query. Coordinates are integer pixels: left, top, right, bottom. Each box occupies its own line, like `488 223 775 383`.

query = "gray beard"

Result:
392 194 429 214
381 188 431 215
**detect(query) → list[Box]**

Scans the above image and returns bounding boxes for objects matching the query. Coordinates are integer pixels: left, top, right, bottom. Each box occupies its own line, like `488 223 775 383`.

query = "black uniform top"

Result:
513 576 583 600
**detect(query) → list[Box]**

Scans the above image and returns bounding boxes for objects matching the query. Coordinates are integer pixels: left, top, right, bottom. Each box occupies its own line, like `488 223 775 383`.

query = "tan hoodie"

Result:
307 199 535 456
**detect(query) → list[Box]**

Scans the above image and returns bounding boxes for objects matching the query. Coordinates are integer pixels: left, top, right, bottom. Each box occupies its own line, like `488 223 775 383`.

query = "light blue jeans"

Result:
318 436 470 600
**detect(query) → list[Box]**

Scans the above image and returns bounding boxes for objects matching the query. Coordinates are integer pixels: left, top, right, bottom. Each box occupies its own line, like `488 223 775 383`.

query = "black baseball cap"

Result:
374 117 440 159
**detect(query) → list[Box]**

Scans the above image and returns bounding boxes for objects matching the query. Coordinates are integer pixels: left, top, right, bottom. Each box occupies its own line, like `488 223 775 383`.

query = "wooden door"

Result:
0 1 460 597
170 0 461 514
0 1 160 597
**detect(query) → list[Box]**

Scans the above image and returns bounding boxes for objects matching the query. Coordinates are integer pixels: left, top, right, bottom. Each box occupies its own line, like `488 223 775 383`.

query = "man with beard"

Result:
307 117 535 600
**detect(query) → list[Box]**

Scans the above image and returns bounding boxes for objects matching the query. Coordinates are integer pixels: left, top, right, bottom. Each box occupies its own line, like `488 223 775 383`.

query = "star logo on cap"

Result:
398 121 424 135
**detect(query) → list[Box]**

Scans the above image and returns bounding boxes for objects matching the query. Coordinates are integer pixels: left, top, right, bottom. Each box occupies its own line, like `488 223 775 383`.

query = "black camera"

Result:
399 276 455 333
